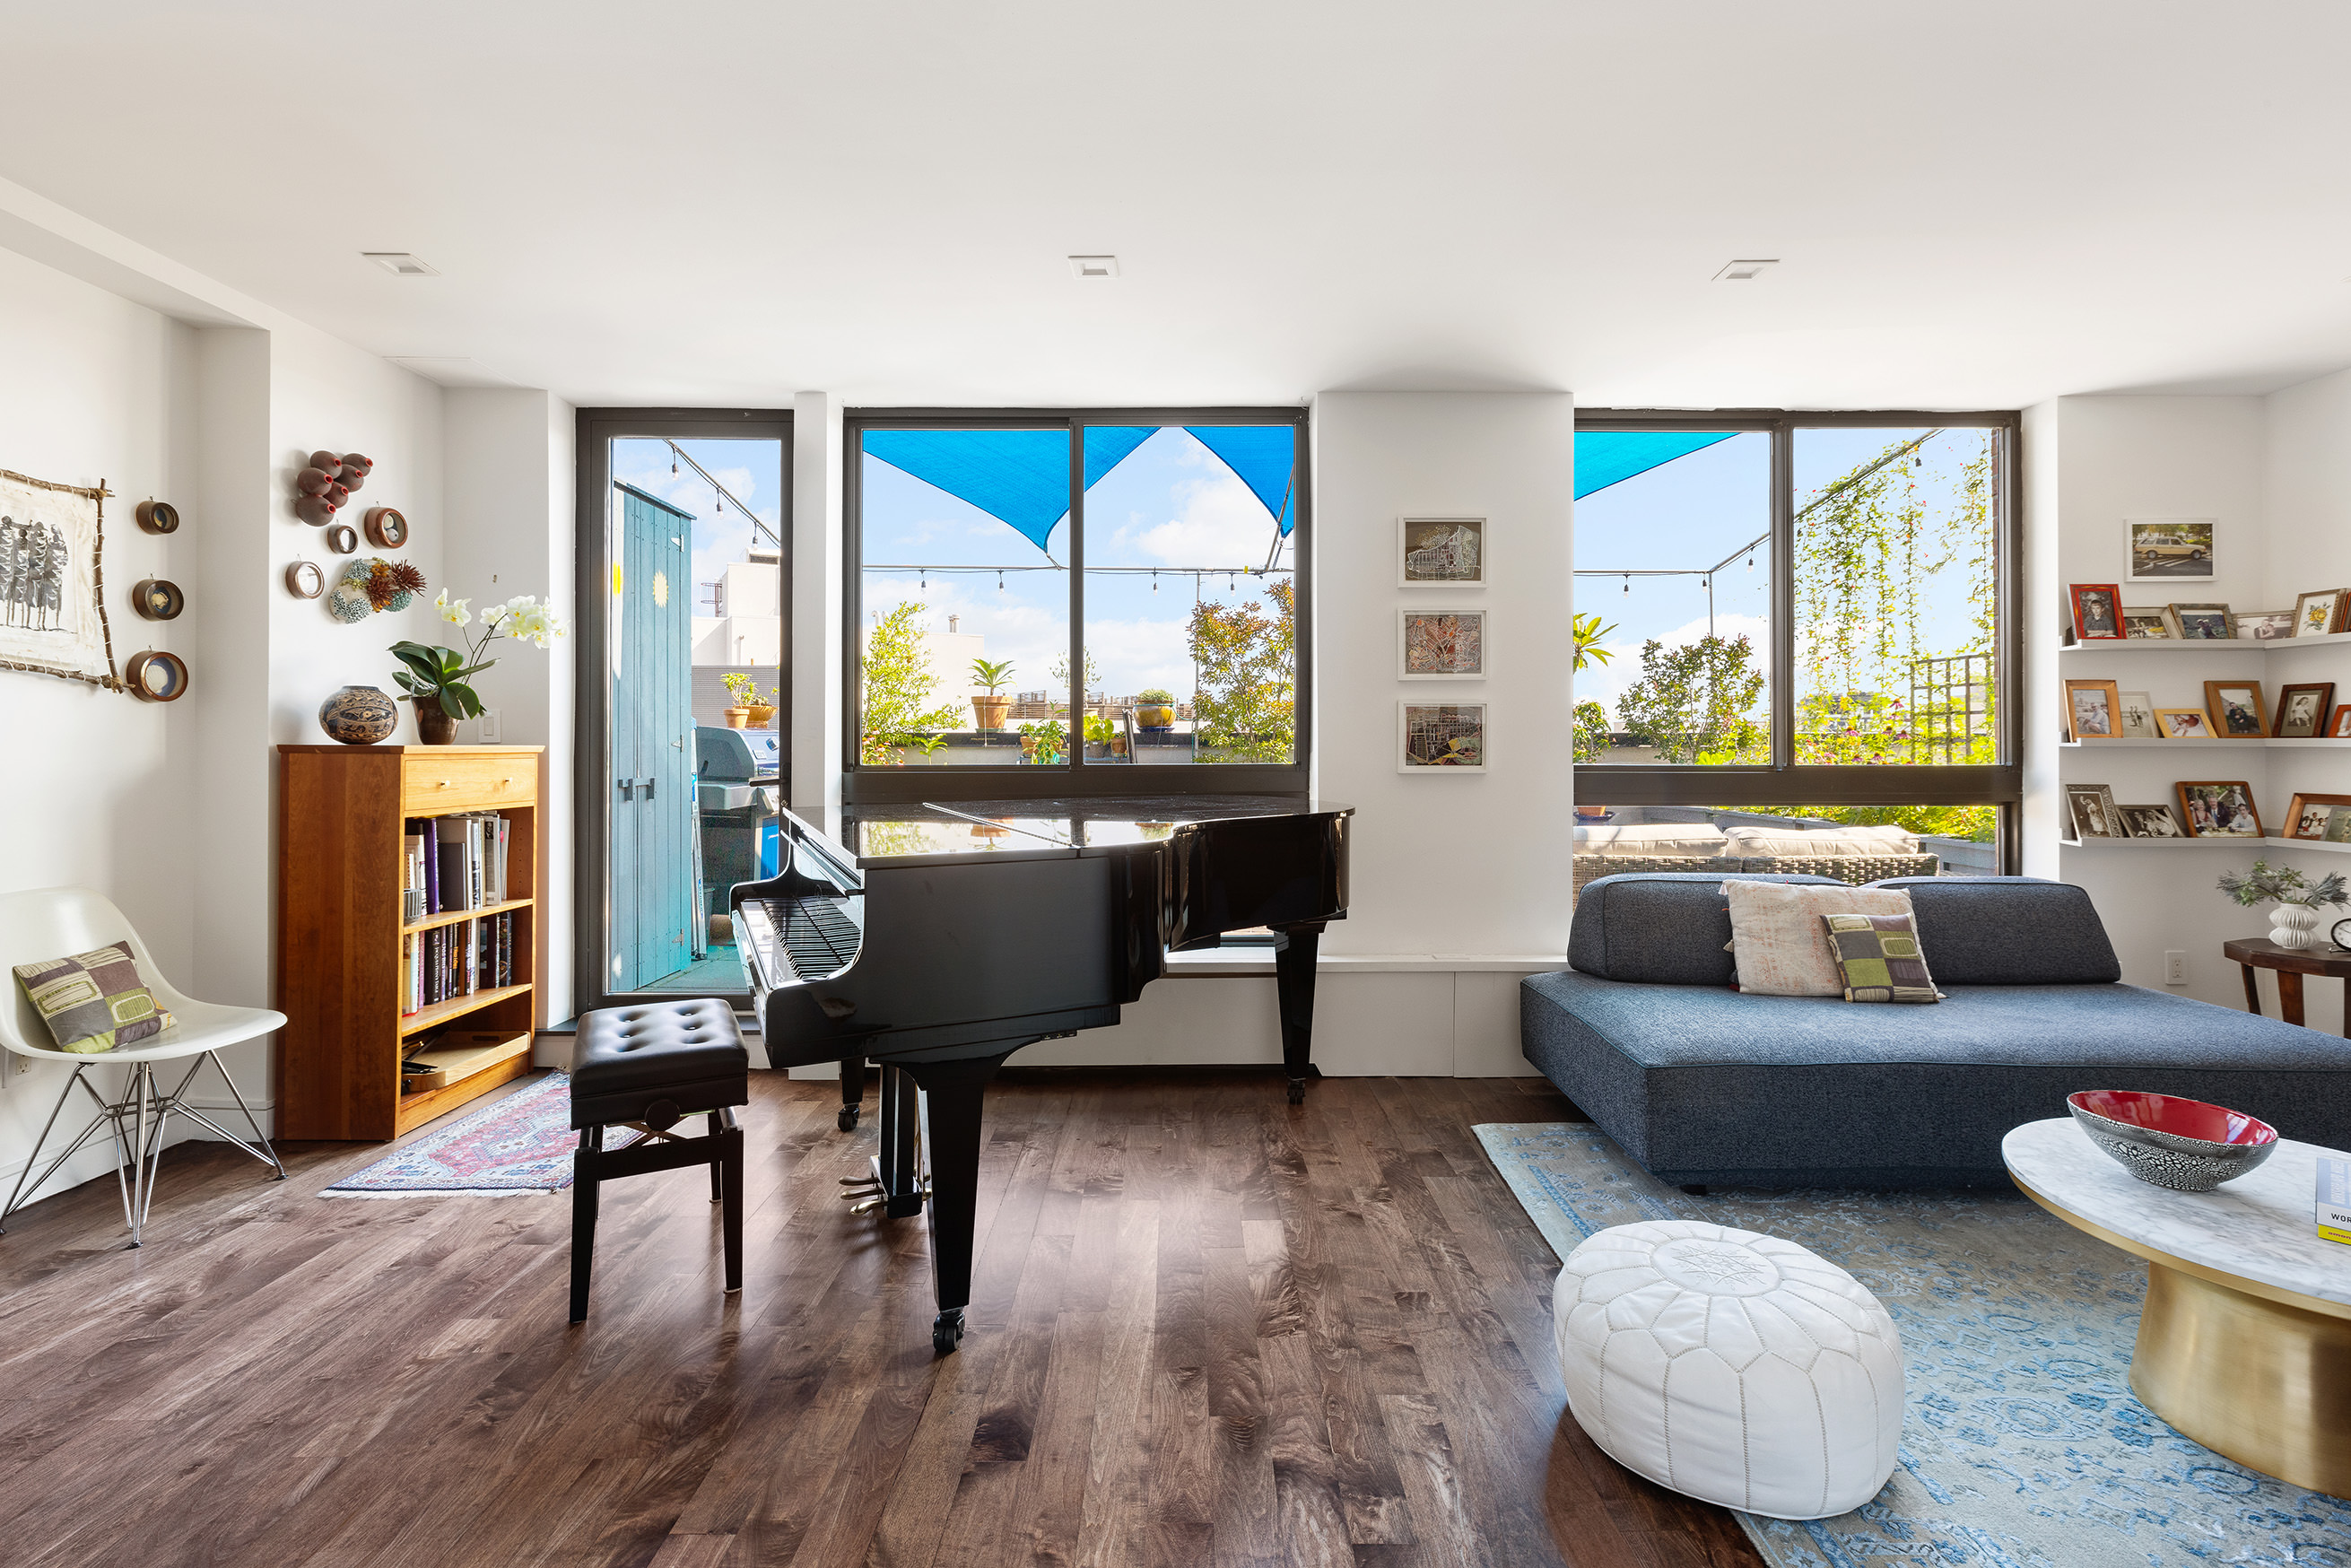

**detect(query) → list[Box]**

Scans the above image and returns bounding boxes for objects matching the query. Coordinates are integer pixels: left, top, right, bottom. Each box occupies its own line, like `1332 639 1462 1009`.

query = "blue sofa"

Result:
1519 874 2351 1188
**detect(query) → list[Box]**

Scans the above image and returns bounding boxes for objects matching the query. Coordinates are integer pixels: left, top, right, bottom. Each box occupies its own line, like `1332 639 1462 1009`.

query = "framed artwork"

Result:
2202 679 2268 737
1398 517 1486 588
1398 699 1486 771
2177 780 2263 838
2068 583 2125 640
2127 518 2216 582
2294 588 2346 638
2154 707 2215 739
2063 678 2122 740
2327 809 2351 845
2284 792 2351 841
2116 690 2159 739
2332 704 2351 738
2164 603 2234 640
0 466 118 692
2117 803 2187 839
2120 606 2172 639
2235 609 2296 642
1397 607 1487 679
2274 682 2335 738
2065 783 2122 840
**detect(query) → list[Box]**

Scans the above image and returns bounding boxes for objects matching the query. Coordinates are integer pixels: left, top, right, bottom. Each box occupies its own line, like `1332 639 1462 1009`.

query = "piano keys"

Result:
735 796 1352 1354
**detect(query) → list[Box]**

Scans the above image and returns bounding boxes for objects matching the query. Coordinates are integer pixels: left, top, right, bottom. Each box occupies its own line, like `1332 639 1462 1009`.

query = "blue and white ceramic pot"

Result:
318 684 398 745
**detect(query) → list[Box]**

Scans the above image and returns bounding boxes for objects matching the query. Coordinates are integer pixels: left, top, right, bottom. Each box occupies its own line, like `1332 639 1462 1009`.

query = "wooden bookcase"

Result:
277 745 545 1140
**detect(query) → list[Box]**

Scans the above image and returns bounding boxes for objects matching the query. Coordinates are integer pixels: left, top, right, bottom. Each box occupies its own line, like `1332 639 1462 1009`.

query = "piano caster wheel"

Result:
932 1310 965 1356
837 1105 859 1131
1286 1079 1305 1105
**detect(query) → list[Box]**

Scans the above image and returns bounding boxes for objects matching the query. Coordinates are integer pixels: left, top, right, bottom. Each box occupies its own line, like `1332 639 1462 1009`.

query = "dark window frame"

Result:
1576 408 2021 871
842 406 1311 805
573 406 794 1014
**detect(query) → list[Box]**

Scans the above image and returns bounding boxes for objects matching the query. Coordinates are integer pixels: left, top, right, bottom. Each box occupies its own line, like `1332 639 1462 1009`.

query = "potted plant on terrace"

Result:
1134 687 1177 730
2217 860 2349 949
391 591 567 745
971 658 1014 731
721 671 778 729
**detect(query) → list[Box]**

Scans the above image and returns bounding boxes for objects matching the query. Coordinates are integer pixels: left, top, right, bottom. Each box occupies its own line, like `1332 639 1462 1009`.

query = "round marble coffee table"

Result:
2004 1117 2351 1496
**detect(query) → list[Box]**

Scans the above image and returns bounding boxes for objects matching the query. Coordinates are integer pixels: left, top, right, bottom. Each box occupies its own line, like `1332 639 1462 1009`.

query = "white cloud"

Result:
1128 474 1282 569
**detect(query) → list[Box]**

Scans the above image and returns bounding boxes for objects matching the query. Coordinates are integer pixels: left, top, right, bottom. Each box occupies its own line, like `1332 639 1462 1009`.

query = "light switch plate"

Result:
477 709 501 742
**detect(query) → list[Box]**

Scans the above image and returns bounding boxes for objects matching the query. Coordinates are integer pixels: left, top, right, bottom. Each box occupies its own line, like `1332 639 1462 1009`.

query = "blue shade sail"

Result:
864 424 1299 554
1574 431 1738 500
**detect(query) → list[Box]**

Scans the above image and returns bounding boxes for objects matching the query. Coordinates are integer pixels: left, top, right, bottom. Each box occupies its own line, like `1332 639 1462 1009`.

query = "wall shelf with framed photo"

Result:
2058 736 2351 749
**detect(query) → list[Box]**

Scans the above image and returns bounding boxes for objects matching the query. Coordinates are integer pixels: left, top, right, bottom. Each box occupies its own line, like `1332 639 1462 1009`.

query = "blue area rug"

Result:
1474 1122 2351 1568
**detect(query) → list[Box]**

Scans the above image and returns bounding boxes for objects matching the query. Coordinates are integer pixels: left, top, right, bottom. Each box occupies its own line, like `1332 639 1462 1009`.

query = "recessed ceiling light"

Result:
362 252 440 277
1713 258 1779 282
1067 255 1119 279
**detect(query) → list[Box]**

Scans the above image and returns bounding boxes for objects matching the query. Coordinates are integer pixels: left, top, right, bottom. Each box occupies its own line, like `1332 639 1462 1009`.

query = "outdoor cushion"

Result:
1866 876 2120 985
13 945 171 1053
1721 823 1919 857
1574 823 1730 858
1724 881 1915 996
1568 873 1846 986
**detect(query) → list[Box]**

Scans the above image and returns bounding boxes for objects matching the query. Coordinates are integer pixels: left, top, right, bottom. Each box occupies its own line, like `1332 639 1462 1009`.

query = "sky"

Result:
1573 426 1994 720
612 436 786 619
859 427 1293 702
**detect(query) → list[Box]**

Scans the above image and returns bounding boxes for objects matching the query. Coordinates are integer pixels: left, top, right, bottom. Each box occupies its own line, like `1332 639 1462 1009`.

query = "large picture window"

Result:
1574 411 2018 866
845 410 1309 802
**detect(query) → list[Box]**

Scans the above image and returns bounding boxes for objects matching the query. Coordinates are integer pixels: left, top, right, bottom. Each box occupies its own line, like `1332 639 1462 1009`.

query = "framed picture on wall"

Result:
2235 609 2297 641
1398 699 1486 771
2127 518 2216 582
2065 783 2122 840
2177 780 2263 838
2164 603 2234 640
2332 704 2351 738
2064 678 2123 740
2120 605 2172 639
2068 583 2125 640
2284 792 2351 840
1397 607 1487 679
2117 691 2159 739
2117 803 2187 839
2275 681 2334 737
2203 679 2269 736
2155 707 2215 739
0 466 117 690
1398 517 1486 587
2294 588 2347 637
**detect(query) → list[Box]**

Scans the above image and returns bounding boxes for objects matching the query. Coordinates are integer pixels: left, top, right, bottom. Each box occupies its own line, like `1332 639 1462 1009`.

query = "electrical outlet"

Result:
2164 950 2188 986
477 709 501 742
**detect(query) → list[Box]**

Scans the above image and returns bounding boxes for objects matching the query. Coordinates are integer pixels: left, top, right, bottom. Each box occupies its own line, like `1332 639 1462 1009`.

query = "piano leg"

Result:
1273 922 1327 1104
901 1051 1013 1356
868 1066 927 1219
837 1055 866 1131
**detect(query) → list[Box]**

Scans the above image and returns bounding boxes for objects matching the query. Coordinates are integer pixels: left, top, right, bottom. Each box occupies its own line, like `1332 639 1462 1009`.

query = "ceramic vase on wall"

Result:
319 684 398 745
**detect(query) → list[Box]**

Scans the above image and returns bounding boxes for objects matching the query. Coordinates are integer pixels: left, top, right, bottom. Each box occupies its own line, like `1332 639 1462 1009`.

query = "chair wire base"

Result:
0 1051 284 1247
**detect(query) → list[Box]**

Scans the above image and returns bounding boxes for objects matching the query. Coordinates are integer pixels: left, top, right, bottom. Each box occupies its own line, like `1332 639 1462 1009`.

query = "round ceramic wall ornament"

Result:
132 579 185 620
326 522 358 554
285 560 325 599
135 500 180 535
125 649 188 702
362 506 408 548
318 684 398 744
326 583 371 623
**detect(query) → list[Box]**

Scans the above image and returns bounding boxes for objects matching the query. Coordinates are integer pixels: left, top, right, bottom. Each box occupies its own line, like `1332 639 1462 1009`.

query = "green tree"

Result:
1613 635 1766 764
1189 579 1295 762
860 602 963 765
1572 701 1614 763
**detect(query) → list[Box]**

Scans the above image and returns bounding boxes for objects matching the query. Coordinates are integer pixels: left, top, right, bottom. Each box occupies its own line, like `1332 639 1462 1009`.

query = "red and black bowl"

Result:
2067 1090 2278 1192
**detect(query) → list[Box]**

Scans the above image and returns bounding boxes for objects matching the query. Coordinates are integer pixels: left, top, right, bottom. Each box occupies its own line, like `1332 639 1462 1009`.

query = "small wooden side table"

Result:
2222 936 2351 1034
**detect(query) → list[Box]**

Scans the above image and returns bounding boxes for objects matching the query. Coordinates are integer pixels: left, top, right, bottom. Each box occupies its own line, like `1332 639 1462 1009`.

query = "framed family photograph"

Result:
2068 583 2124 640
2285 792 2351 841
2203 679 2268 736
2155 707 2216 739
2164 603 2234 640
1398 699 1486 771
2117 690 2159 739
2127 518 2215 581
1398 517 1486 588
2274 681 2335 738
2177 780 2264 838
2064 678 2122 740
2065 783 2122 840
2120 605 2172 639
1396 607 1487 679
2117 803 2187 839
2235 609 2297 642
2334 704 2351 738
2295 588 2347 638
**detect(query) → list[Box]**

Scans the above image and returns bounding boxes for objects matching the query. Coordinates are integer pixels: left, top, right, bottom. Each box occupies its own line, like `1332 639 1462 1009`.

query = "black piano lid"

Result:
845 797 1353 866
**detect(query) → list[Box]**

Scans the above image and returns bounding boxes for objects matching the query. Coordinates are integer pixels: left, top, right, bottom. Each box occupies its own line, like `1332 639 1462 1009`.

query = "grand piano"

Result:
733 796 1352 1354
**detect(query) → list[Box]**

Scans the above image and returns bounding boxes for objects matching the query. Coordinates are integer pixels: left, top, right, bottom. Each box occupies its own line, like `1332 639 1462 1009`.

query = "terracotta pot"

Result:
411 698 459 745
319 684 398 745
972 694 1011 731
744 704 778 727
724 707 752 729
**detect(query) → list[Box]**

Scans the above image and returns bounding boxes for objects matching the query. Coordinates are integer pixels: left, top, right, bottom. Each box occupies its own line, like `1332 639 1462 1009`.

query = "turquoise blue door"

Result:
611 483 696 990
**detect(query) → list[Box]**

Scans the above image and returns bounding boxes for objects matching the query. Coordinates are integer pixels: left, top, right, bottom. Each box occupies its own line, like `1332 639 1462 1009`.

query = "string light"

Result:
1151 570 1158 593
1623 574 1630 595
997 570 1004 592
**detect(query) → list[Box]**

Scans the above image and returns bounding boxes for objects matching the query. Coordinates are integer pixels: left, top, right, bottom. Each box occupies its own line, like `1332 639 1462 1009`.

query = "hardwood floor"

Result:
0 1070 1763 1568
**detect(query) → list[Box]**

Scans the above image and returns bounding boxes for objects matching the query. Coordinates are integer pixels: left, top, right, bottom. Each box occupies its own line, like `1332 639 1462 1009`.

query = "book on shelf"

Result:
408 811 516 917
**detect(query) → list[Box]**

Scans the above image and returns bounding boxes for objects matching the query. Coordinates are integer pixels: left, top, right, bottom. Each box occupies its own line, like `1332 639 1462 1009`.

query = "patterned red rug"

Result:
320 1073 637 1198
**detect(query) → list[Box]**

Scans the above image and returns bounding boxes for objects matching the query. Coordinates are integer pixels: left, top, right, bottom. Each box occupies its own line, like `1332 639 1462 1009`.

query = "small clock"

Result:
132 579 184 621
2333 918 2351 952
363 506 408 549
135 500 180 535
285 561 325 599
325 523 358 554
125 649 188 702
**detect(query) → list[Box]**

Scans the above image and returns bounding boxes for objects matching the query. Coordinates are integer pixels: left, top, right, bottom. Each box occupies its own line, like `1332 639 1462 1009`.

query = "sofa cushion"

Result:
1821 913 1940 1003
1568 873 1848 985
1574 823 1730 857
1866 876 2120 984
1721 823 1920 857
1724 880 1916 996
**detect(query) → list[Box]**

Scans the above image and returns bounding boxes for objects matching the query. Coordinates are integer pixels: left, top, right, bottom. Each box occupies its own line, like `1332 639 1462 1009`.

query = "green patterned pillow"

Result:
1820 913 1941 1004
13 945 173 1052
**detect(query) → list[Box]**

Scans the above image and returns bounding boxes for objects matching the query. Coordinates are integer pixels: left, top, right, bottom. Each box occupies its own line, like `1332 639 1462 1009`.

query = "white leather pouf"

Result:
1553 1220 1903 1520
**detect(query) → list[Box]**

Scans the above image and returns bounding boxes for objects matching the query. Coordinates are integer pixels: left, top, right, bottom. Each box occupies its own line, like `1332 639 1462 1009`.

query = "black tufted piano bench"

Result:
567 997 749 1323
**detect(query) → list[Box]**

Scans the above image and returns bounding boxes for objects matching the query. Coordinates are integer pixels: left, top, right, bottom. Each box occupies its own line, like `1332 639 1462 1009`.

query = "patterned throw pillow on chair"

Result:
1820 914 1942 1004
13 945 173 1052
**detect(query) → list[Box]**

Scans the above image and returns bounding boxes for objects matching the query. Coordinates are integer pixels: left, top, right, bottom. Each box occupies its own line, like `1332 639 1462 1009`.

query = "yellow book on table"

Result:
2320 1154 2351 1246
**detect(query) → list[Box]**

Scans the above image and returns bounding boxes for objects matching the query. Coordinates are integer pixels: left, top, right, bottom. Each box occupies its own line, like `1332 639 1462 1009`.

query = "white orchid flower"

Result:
435 589 473 627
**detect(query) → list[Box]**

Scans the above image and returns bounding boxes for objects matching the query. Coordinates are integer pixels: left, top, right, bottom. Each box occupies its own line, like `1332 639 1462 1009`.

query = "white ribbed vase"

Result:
2269 902 2321 949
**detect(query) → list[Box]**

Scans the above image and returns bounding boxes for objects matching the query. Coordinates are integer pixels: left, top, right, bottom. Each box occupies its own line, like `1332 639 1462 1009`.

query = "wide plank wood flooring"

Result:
0 1069 1763 1568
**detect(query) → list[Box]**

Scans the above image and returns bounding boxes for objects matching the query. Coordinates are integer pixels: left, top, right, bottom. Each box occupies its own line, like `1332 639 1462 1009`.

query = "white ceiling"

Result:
10 1 2351 410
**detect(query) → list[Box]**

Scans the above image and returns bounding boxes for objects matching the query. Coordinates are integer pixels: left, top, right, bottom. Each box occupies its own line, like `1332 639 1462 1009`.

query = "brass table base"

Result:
2130 1262 2351 1498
